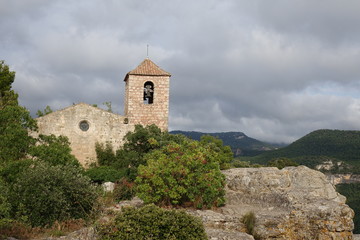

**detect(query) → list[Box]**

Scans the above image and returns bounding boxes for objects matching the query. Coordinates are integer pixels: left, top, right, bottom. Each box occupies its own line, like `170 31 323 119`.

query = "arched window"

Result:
143 81 154 104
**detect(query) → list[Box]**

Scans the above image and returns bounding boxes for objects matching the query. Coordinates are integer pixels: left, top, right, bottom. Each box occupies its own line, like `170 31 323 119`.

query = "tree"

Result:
0 61 37 163
200 135 233 169
36 105 53 117
95 124 187 180
136 140 226 209
29 134 80 168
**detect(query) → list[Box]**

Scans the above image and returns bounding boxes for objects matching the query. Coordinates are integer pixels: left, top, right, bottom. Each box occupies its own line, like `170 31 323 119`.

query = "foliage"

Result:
200 135 233 169
113 178 136 201
30 134 80 168
102 101 112 112
336 183 360 233
267 158 299 169
85 166 127 184
247 129 360 173
96 125 187 180
242 211 256 235
0 159 33 184
97 204 207 240
0 61 15 94
136 140 226 209
0 179 10 221
231 160 263 168
36 105 53 117
95 142 117 166
0 60 37 163
9 162 98 227
121 124 187 159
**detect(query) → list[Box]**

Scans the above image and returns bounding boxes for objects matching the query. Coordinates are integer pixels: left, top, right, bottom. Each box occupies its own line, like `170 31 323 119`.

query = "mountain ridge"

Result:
245 129 360 173
170 130 281 156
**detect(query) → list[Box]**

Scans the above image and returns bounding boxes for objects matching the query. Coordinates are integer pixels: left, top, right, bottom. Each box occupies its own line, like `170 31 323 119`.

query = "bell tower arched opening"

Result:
143 81 154 104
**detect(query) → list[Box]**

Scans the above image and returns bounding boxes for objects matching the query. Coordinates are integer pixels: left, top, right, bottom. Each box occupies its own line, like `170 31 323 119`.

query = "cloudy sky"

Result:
1 0 360 143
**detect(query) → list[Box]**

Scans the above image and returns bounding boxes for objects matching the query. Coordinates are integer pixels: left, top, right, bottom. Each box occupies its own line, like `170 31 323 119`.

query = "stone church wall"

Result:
35 103 134 167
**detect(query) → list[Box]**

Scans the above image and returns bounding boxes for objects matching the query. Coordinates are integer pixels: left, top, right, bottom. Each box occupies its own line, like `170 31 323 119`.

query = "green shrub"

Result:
85 166 127 184
231 160 263 168
136 140 226 209
242 211 256 235
113 178 136 201
97 204 207 240
9 162 98 227
267 158 299 169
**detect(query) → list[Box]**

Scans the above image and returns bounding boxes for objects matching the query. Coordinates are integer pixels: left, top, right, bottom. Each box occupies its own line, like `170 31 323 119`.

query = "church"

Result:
36 58 171 167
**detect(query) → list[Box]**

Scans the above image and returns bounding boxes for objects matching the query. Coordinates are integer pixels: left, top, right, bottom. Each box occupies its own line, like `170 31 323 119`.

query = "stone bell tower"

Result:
124 58 171 130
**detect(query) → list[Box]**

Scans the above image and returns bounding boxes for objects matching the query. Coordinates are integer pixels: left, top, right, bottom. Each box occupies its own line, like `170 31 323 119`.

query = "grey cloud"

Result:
255 0 360 45
2 0 360 143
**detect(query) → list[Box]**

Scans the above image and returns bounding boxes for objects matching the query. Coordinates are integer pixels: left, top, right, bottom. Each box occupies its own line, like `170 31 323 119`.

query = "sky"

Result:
1 0 360 144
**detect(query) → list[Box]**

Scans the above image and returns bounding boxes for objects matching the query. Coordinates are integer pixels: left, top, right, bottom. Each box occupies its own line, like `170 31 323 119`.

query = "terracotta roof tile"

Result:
125 58 171 80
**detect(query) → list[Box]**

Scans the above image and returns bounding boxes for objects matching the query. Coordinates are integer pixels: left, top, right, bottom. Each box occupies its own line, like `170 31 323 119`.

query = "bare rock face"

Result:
33 166 353 240
190 166 354 240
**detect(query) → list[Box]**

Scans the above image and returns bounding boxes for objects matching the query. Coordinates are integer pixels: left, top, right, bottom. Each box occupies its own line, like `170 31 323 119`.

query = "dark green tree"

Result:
36 105 53 117
29 134 80 168
0 61 37 163
95 124 187 180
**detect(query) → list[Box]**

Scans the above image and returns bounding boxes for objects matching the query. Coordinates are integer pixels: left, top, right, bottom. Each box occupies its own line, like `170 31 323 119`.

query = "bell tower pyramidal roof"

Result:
124 58 171 81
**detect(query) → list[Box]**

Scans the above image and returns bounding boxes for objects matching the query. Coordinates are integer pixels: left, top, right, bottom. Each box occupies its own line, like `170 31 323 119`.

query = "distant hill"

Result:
246 129 360 173
170 131 280 156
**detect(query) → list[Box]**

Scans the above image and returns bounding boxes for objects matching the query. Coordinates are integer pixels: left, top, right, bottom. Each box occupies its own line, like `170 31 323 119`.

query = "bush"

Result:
136 140 226 209
113 178 136 201
267 158 299 169
85 166 127 184
9 162 98 227
231 160 263 168
97 204 207 240
242 211 256 235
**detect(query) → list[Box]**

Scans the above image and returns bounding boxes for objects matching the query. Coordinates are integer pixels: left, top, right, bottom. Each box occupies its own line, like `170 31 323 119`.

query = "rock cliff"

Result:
31 166 354 240
189 166 354 239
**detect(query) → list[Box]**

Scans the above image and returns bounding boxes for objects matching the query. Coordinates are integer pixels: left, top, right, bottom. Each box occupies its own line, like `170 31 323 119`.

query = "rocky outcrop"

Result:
31 166 354 240
32 228 97 240
327 174 360 185
189 166 354 240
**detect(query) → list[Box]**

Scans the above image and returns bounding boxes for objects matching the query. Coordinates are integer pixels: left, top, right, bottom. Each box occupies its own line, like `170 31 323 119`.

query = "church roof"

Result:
124 58 171 81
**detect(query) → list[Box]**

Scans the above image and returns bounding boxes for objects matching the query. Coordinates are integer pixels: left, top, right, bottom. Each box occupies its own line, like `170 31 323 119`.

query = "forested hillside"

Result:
170 131 280 156
244 129 360 173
